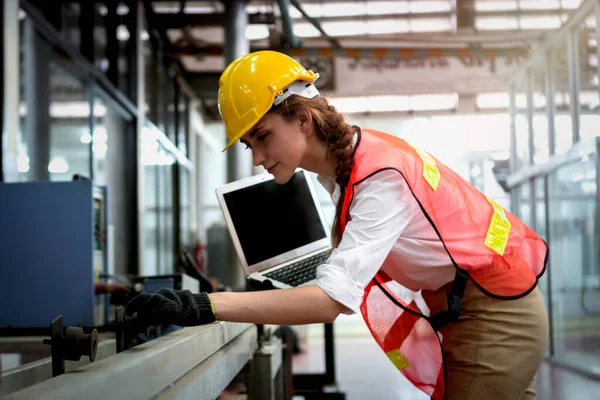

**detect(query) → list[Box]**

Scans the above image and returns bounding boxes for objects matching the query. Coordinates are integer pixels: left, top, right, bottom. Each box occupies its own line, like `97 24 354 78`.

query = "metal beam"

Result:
506 137 599 188
289 0 342 49
300 8 572 24
154 8 575 28
153 11 274 28
172 45 529 59
276 0 300 49
5 322 256 400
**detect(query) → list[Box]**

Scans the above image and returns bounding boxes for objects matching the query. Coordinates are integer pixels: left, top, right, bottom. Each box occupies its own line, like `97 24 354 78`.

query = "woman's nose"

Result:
252 148 265 167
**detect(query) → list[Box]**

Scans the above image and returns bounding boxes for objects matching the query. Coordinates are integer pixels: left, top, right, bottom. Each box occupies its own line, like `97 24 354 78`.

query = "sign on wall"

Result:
315 54 526 96
334 57 519 96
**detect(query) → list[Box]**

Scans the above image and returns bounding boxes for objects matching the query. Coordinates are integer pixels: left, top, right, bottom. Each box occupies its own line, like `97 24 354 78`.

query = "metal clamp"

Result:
42 315 98 377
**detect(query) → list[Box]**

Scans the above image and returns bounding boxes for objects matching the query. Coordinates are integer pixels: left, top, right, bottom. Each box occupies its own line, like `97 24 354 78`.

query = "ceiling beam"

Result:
154 8 574 29
154 11 275 28
172 44 530 59
151 7 567 31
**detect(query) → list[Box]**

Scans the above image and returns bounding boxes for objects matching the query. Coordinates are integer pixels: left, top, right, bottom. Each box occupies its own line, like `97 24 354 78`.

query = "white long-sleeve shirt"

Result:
314 169 456 314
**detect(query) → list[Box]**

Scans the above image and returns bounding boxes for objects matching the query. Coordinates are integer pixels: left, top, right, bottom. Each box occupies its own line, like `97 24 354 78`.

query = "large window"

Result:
141 123 177 275
547 155 600 371
48 63 91 181
19 36 92 182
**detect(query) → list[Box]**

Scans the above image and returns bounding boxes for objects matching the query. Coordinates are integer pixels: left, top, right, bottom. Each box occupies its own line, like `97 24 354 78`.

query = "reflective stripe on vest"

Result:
408 142 513 257
407 142 440 191
484 197 511 256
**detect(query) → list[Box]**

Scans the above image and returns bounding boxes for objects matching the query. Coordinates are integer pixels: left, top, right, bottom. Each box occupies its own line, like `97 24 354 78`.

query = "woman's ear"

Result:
299 109 314 135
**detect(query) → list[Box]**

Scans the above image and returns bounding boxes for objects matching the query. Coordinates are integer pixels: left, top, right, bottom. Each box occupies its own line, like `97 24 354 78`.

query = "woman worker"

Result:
125 51 549 400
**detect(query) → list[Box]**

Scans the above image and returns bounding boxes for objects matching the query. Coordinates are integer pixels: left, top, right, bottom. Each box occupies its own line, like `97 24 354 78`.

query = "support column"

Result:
1 0 5 182
545 49 557 156
224 0 251 183
79 0 95 63
508 83 520 214
567 29 581 144
224 0 251 290
596 0 600 115
136 1 146 276
2 0 20 182
526 68 535 166
24 18 51 181
456 0 475 32
509 84 518 173
105 0 119 87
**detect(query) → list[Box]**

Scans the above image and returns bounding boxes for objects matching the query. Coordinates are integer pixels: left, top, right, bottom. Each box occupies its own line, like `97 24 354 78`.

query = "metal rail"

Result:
4 322 257 400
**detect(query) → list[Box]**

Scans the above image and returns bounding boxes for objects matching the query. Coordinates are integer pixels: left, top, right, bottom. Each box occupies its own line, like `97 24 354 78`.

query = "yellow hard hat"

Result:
218 50 320 151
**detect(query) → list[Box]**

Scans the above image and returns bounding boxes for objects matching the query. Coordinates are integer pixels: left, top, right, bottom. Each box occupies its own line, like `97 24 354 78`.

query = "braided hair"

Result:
273 95 356 247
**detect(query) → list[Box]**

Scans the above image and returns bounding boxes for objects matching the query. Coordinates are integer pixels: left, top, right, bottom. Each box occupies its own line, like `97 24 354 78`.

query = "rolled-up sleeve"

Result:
314 170 418 314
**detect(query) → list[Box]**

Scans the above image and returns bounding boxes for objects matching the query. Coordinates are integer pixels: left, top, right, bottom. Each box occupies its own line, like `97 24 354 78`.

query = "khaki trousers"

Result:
422 279 549 400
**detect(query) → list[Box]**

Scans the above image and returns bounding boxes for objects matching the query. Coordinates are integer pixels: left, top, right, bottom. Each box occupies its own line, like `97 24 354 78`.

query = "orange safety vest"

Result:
340 129 548 400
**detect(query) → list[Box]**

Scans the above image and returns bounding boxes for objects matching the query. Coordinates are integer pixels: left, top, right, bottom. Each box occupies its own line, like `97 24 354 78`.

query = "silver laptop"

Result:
215 169 333 289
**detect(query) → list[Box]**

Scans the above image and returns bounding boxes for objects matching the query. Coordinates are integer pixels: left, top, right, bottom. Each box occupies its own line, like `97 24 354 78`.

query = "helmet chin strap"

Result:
273 80 320 106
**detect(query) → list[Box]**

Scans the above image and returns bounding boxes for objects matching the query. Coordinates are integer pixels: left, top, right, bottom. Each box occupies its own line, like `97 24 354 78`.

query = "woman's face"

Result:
240 112 308 184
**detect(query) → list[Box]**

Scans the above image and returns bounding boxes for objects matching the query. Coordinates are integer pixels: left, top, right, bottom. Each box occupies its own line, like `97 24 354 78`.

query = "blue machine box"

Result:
0 180 108 329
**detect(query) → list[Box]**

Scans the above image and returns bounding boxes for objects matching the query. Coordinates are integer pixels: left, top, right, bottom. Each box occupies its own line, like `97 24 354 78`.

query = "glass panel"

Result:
534 176 550 353
142 156 159 276
141 124 176 275
548 155 600 373
518 182 532 228
159 158 174 274
48 63 91 181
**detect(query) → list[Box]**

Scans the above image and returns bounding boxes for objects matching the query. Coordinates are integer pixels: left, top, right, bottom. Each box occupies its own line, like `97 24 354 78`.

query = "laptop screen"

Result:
222 171 328 266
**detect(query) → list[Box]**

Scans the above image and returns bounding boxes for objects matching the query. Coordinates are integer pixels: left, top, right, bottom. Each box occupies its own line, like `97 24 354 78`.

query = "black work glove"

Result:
124 288 216 328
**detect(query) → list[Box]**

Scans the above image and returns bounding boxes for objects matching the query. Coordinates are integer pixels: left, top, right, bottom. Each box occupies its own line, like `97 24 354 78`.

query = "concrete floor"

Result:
292 314 600 400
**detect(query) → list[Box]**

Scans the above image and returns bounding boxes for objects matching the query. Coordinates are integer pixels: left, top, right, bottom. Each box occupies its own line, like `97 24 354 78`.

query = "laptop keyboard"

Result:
264 249 333 287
